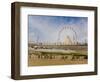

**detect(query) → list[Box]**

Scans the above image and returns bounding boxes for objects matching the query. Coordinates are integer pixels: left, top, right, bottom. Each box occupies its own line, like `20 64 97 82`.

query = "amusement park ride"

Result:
29 25 87 46
57 26 78 45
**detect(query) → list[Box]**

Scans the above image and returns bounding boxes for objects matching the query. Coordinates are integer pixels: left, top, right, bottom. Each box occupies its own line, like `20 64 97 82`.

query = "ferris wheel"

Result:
57 26 78 45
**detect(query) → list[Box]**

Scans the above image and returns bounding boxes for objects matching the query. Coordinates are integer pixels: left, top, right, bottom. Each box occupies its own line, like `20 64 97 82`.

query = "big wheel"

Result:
57 26 78 45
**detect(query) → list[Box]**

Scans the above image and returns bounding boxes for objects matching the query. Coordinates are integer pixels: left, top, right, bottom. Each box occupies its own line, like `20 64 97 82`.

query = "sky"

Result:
28 15 88 44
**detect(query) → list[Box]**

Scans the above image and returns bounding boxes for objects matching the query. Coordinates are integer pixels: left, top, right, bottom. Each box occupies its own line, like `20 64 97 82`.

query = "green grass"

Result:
29 50 87 56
